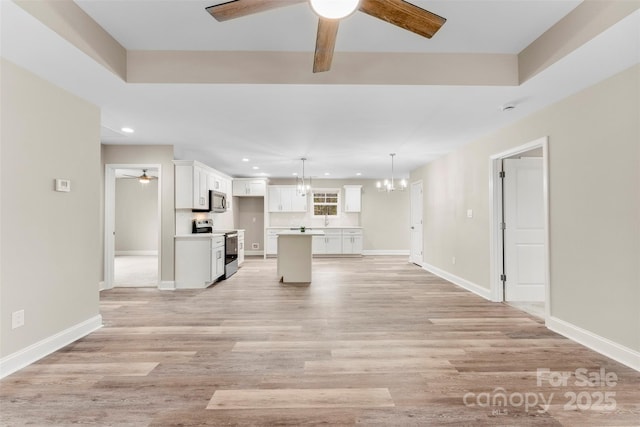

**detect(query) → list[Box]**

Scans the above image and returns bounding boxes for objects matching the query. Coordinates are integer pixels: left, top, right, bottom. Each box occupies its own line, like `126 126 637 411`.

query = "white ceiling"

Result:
2 1 639 180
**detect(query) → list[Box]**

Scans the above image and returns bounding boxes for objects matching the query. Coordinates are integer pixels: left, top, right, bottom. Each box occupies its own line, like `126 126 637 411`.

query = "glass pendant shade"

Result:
310 0 360 19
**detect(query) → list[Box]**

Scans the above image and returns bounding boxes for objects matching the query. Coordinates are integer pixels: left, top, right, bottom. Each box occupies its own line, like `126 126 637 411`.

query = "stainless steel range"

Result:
224 232 238 279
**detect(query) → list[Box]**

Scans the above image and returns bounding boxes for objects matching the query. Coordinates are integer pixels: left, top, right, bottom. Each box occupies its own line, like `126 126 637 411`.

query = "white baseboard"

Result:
362 250 410 256
547 316 640 372
245 251 263 256
0 315 103 379
421 262 492 300
98 281 105 291
115 250 158 256
158 280 175 290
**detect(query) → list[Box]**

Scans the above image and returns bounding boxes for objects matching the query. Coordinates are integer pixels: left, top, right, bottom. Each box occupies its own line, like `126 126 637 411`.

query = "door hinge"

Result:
500 274 507 282
500 222 506 230
499 171 506 178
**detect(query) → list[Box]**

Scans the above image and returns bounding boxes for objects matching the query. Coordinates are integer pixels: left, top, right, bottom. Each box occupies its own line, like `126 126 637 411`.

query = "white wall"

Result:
115 178 158 253
1 59 101 359
411 64 640 353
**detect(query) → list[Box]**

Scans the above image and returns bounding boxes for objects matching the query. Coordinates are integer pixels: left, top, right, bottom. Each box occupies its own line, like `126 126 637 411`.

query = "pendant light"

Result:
296 158 312 196
376 153 407 192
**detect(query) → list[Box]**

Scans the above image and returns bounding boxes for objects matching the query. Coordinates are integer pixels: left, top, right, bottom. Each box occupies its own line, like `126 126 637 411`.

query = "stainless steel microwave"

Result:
211 190 227 213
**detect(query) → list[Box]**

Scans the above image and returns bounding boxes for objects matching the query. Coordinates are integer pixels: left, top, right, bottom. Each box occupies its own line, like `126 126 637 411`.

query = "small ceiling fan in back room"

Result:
205 0 446 72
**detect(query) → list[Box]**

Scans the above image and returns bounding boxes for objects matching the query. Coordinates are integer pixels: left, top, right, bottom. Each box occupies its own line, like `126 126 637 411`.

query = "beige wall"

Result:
115 178 158 252
268 179 410 251
411 64 640 351
1 59 101 357
236 197 265 252
101 145 175 282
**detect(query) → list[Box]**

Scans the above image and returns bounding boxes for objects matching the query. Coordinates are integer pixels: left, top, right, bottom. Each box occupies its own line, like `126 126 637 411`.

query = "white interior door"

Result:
410 181 423 265
503 158 545 301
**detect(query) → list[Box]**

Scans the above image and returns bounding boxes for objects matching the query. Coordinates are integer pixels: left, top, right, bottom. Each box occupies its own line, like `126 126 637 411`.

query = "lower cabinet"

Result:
238 230 245 266
267 228 363 256
175 235 225 289
266 229 279 255
312 230 343 255
342 230 363 254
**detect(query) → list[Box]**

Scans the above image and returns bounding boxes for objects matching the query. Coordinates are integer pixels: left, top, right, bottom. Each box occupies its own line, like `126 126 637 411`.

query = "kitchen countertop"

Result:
175 233 225 239
267 226 362 229
276 230 325 236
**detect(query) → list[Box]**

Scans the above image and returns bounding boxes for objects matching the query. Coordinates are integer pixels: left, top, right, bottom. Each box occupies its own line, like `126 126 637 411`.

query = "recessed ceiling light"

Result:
356 172 362 176
121 127 134 133
252 166 259 170
292 172 298 176
324 172 330 176
242 158 250 162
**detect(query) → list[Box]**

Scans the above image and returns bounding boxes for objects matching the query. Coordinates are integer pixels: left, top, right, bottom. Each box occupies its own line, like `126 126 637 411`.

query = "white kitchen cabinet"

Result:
175 235 225 289
238 230 245 266
268 186 307 212
342 229 363 255
175 162 209 210
344 185 362 213
233 178 267 196
212 236 225 280
312 229 342 255
208 173 223 193
266 229 279 255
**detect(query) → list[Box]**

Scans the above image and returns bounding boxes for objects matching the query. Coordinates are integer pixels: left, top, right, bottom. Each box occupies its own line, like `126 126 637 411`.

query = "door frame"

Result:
103 163 162 290
488 137 550 318
409 180 424 265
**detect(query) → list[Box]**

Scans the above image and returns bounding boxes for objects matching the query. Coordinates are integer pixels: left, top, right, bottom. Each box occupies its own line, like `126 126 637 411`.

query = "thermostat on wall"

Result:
55 179 71 192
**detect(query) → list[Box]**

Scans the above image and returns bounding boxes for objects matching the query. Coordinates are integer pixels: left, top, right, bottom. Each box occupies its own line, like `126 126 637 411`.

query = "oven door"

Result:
225 233 238 264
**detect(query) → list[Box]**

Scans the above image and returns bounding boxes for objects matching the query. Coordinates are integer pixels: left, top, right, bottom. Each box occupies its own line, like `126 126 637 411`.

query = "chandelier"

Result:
296 157 312 196
376 153 407 192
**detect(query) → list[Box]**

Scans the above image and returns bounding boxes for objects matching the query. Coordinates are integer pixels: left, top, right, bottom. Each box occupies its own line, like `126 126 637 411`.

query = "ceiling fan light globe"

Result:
310 0 360 19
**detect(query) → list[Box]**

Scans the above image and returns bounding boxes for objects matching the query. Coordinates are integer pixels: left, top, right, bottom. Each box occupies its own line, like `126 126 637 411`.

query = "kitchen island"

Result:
277 230 325 283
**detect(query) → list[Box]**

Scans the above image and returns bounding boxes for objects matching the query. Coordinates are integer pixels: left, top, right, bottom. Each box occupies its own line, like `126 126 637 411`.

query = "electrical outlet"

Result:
452 256 456 265
252 243 259 250
12 309 24 329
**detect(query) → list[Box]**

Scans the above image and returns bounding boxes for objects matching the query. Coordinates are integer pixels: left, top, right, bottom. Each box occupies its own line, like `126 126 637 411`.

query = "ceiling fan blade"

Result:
206 0 305 22
358 0 446 39
313 18 339 73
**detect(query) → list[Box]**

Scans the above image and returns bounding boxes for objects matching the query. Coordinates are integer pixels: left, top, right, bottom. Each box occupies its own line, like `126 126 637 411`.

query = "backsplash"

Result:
175 209 235 234
268 212 360 228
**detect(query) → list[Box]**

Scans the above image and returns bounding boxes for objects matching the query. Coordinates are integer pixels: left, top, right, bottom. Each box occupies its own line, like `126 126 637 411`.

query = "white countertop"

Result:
175 233 225 239
276 230 325 236
267 226 362 229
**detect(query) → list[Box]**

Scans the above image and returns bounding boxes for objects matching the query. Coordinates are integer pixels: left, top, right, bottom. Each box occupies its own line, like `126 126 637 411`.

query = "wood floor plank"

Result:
1 256 638 426
207 388 395 409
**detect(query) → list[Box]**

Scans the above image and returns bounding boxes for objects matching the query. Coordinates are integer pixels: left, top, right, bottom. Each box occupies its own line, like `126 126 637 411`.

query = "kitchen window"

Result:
312 190 340 217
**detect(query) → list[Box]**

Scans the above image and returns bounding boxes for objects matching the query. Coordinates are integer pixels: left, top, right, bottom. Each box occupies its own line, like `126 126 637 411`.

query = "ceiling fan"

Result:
205 0 446 72
121 169 158 183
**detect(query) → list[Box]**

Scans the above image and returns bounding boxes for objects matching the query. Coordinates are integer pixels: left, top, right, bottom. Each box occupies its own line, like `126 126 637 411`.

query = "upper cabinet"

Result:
233 178 267 197
268 185 307 212
175 162 209 210
344 185 362 213
175 160 232 210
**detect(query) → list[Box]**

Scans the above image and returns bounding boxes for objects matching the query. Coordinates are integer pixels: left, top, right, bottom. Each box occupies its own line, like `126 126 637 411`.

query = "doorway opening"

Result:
489 137 550 320
104 164 162 290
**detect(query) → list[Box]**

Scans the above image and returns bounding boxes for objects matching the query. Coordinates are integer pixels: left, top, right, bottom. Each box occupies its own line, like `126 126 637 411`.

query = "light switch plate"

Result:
55 179 71 192
467 209 473 218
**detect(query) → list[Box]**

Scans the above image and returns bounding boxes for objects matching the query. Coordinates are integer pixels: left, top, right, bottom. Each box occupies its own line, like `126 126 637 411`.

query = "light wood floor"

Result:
2 256 639 426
